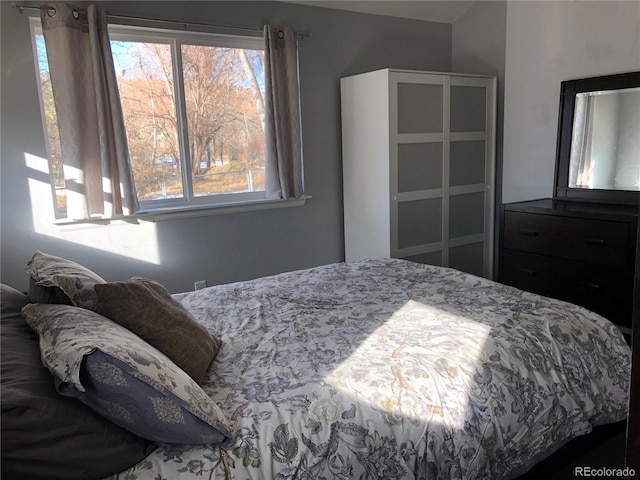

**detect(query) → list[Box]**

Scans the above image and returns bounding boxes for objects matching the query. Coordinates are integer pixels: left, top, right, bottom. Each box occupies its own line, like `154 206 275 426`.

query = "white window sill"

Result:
53 195 311 229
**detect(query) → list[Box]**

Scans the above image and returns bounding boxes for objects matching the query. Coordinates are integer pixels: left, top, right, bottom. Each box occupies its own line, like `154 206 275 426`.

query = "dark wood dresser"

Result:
500 198 638 331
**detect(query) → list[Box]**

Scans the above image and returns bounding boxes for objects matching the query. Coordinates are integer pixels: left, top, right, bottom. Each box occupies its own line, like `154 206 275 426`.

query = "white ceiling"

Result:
281 1 476 24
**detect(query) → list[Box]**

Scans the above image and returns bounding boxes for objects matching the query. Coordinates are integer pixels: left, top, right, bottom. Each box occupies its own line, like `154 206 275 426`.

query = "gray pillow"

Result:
24 251 105 310
22 303 233 446
95 277 221 385
1 284 154 480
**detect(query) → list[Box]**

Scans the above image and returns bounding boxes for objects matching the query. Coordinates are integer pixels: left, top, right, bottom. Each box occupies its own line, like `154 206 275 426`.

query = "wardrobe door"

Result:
390 72 495 278
390 72 446 266
448 76 495 278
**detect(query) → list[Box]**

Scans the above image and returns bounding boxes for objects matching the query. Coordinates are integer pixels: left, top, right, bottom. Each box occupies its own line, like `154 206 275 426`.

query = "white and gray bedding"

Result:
105 258 631 480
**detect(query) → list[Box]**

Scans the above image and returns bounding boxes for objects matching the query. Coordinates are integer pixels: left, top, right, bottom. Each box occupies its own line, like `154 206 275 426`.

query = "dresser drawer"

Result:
503 211 631 267
502 250 633 327
501 250 561 298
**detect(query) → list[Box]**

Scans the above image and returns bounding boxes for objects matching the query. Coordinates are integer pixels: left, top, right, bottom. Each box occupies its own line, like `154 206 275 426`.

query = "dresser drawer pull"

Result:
520 229 539 237
580 282 601 289
517 268 537 277
585 238 606 246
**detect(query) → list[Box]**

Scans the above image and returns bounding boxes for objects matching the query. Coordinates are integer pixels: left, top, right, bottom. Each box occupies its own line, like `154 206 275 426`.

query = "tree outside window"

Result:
33 23 267 215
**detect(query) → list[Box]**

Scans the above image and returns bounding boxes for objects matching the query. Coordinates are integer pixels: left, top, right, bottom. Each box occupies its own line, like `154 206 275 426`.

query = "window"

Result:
32 20 268 217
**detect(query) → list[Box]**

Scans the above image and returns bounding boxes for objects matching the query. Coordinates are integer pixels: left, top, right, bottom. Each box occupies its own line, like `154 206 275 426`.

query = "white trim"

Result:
396 133 444 144
172 38 195 201
139 190 266 210
383 68 496 81
53 195 310 228
389 74 399 257
485 77 497 279
397 189 443 202
449 183 486 196
394 72 446 85
143 195 310 220
442 75 451 267
108 24 264 50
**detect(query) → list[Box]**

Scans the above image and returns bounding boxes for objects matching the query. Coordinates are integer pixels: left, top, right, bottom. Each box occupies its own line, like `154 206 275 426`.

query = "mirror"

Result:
569 87 640 190
554 71 640 205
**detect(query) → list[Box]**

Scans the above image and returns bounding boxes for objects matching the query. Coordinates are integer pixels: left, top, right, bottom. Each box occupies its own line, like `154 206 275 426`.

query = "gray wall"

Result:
0 1 452 292
451 0 507 274
451 0 639 204
501 0 640 203
450 0 639 267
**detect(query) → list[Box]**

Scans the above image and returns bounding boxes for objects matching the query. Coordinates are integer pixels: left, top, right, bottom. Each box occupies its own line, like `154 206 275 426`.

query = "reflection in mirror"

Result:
569 87 640 191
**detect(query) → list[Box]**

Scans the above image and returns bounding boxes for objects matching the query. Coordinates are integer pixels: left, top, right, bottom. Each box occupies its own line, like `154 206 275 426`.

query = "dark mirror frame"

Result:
554 71 640 206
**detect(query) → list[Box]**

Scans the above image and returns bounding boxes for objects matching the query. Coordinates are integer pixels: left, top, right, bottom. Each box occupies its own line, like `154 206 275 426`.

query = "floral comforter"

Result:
110 258 631 480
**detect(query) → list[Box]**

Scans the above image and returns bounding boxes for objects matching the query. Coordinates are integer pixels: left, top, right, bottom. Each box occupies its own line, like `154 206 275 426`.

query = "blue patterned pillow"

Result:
22 303 233 446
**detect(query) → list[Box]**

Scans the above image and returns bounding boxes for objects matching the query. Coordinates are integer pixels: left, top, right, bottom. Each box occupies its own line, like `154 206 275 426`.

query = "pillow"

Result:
95 277 221 384
0 283 29 313
27 276 73 305
1 284 154 480
24 251 105 310
22 303 233 446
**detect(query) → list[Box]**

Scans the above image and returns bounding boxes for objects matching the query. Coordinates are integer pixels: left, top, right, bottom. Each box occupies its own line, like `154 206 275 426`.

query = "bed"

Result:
1 252 631 480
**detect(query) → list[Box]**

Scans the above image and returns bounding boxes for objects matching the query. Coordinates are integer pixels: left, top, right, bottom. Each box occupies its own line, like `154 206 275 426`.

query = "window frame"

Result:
31 17 287 220
111 25 268 210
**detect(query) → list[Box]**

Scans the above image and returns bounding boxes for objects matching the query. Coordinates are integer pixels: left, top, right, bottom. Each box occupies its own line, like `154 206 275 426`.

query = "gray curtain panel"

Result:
41 3 138 219
263 25 304 200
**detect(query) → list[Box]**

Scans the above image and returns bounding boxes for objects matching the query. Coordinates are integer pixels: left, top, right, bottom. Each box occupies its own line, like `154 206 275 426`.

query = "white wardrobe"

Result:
341 69 496 278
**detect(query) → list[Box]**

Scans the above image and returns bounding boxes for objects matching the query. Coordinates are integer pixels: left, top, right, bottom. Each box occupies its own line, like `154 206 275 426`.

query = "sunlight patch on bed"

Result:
25 153 161 264
323 299 490 429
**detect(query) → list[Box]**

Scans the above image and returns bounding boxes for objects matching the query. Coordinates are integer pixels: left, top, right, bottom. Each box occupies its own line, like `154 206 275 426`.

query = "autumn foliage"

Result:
38 35 266 206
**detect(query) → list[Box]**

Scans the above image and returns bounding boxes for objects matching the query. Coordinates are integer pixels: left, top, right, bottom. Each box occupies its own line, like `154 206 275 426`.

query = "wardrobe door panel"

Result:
398 198 442 249
397 83 443 134
397 143 443 192
450 85 487 132
450 141 486 187
449 192 485 239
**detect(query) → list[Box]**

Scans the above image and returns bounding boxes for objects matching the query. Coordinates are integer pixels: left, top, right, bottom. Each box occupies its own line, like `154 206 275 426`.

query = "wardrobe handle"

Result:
520 229 539 237
580 282 601 289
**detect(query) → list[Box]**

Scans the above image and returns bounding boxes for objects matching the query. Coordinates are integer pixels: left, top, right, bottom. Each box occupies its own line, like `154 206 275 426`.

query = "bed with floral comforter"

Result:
109 258 630 480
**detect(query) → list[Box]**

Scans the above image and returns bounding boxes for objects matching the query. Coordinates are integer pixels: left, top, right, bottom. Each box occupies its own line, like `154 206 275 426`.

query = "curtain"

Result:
263 25 304 200
569 94 595 188
41 3 138 219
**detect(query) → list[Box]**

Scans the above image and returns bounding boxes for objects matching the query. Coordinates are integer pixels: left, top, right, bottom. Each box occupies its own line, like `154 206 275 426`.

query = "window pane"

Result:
181 45 265 197
34 33 66 214
111 40 184 201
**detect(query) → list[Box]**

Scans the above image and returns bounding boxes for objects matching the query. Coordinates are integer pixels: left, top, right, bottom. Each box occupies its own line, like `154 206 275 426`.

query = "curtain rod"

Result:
12 3 310 39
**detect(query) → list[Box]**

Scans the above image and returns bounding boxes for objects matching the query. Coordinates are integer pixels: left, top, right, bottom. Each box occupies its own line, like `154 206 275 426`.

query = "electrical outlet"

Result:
194 280 207 291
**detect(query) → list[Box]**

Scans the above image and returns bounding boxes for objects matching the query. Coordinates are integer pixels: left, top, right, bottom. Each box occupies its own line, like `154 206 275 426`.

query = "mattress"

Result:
109 258 631 479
